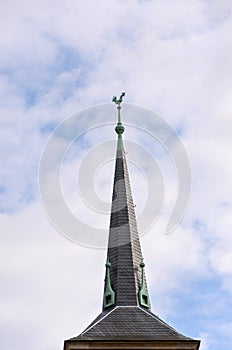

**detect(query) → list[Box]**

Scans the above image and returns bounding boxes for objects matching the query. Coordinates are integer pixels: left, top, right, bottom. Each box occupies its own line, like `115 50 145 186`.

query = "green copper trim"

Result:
115 121 125 135
116 133 124 151
113 92 125 151
138 259 150 309
103 259 115 309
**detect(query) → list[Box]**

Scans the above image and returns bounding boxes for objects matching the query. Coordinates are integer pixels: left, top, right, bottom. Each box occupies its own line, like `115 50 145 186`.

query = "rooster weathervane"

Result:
112 92 125 106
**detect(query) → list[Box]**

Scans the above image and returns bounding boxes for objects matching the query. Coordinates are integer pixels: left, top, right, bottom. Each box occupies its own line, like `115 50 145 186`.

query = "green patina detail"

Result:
103 259 115 309
138 259 150 309
115 123 125 135
113 92 125 151
112 92 125 107
116 133 124 151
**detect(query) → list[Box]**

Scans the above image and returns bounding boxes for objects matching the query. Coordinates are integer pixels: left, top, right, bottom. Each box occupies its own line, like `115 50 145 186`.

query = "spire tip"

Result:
113 92 125 138
112 92 125 106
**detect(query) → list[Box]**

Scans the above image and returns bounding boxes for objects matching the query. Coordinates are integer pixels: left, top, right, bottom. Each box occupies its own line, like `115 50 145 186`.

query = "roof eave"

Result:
64 338 201 350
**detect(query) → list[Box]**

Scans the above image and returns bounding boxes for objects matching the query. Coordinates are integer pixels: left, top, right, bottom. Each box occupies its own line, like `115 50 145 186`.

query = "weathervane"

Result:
112 92 125 106
112 92 125 126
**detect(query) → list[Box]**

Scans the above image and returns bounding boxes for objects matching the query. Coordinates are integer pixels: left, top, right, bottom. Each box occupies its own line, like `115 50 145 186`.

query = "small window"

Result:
106 295 112 305
142 294 148 305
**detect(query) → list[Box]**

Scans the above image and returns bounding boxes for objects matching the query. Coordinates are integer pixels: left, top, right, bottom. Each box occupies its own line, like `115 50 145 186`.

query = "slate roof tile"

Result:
73 306 193 341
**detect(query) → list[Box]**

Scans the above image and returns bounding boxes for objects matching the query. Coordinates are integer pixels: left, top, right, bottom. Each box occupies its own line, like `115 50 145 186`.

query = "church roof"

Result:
71 306 193 342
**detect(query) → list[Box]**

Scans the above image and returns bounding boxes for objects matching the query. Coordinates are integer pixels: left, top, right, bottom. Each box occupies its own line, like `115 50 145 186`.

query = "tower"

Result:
63 94 200 350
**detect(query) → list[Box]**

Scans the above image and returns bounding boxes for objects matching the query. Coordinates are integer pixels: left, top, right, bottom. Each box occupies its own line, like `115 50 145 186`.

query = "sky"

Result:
0 0 232 349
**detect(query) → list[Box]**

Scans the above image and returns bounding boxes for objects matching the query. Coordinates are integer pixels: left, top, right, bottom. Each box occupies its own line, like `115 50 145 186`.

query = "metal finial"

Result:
103 258 115 309
138 258 150 309
113 93 125 140
140 258 145 269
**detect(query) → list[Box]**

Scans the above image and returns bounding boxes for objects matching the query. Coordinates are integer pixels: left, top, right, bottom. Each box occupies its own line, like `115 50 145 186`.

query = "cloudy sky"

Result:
1 1 232 349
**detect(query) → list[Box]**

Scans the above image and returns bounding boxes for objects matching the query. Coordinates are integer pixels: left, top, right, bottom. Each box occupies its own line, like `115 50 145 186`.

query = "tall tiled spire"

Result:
63 94 201 350
103 92 150 310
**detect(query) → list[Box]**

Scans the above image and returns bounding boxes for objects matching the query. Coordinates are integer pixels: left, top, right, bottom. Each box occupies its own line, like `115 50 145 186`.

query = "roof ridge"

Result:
79 307 116 336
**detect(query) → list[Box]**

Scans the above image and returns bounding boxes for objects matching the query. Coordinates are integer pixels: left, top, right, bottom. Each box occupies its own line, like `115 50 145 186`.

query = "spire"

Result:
103 92 150 310
63 94 201 350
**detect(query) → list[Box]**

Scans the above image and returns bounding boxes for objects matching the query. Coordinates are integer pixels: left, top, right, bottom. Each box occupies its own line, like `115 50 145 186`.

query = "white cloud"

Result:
0 203 105 349
1 0 232 349
198 332 212 350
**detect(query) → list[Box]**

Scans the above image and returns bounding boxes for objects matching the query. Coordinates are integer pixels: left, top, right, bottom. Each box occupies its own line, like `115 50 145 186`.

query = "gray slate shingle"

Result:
105 148 149 309
73 306 192 341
